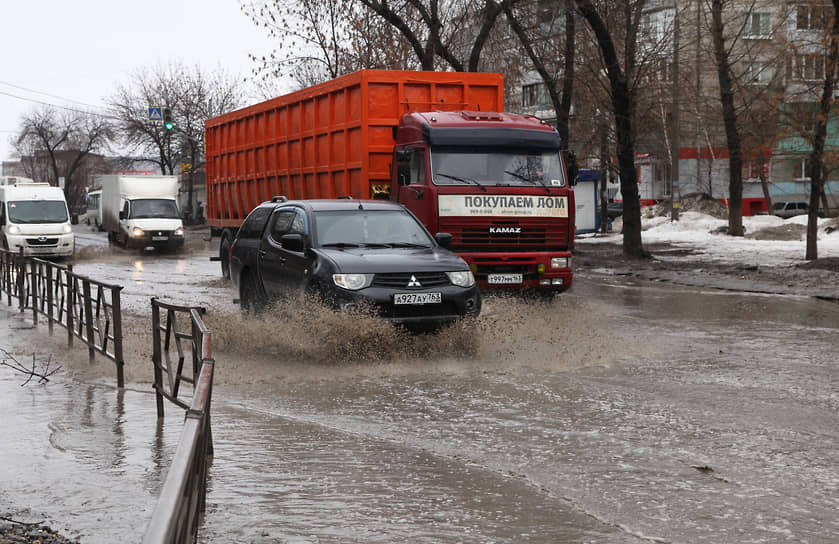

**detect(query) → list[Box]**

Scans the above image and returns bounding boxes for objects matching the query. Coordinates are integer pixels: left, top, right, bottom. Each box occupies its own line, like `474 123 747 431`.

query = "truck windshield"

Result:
314 210 433 248
431 147 565 188
8 200 68 224
130 199 180 219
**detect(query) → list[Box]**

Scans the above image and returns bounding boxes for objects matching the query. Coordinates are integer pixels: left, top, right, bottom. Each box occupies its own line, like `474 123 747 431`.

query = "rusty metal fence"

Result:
0 248 125 386
144 297 215 544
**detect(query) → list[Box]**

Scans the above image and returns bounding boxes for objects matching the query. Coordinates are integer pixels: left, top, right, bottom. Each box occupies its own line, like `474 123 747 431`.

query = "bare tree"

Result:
575 0 647 258
14 107 112 210
109 63 241 214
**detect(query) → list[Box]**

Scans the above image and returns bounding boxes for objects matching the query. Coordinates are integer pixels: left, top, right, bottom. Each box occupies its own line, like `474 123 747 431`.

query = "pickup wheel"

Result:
240 273 266 316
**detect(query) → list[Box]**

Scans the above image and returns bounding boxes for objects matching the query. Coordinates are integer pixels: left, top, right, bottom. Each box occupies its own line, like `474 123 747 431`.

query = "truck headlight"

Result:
7 225 20 235
333 273 373 290
63 224 73 234
551 257 571 269
132 227 145 238
446 270 475 287
174 227 184 236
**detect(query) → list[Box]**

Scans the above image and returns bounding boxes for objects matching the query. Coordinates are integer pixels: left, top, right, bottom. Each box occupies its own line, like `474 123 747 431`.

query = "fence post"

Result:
151 299 165 418
66 265 74 347
113 286 125 388
30 260 38 325
46 262 54 335
17 248 24 313
82 279 95 363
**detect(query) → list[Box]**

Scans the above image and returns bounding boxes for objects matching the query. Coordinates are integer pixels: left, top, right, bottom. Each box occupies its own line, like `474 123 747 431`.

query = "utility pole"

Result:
671 2 681 221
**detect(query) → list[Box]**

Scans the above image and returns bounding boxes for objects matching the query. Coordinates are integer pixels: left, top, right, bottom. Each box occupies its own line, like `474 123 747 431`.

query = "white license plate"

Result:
29 246 53 253
152 236 168 241
394 292 442 305
488 273 523 284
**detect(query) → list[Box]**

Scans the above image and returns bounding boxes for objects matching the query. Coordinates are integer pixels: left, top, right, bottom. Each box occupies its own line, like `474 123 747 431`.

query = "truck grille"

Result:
26 237 59 246
440 219 567 250
372 272 450 288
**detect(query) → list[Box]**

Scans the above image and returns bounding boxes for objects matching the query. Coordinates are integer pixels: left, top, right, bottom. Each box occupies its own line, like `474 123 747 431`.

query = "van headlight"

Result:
63 224 73 234
174 227 184 236
7 225 20 235
446 270 475 287
132 227 145 237
333 273 373 290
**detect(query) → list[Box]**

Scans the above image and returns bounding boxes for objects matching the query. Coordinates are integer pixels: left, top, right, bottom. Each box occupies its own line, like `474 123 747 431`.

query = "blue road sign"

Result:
148 107 163 121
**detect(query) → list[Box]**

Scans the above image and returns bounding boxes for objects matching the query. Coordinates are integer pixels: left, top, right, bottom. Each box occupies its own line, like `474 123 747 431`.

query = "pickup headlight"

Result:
174 227 184 236
132 227 145 237
63 224 73 234
551 257 571 269
7 225 20 235
333 273 373 290
446 270 475 287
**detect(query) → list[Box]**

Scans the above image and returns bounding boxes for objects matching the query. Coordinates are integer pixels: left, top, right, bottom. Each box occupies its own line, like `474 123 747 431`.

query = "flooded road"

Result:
2 236 838 543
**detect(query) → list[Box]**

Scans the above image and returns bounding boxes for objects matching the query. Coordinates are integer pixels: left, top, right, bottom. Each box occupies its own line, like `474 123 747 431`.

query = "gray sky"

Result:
1 0 277 166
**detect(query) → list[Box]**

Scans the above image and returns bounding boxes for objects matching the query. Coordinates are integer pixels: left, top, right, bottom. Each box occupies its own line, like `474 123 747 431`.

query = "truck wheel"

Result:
220 232 233 279
240 273 266 316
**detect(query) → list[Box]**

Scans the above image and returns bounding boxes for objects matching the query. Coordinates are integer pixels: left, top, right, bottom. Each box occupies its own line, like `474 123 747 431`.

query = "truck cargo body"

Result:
97 175 185 250
0 176 74 258
205 70 574 292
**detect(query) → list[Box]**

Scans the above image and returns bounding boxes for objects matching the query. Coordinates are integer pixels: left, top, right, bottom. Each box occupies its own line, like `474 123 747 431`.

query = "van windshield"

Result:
8 200 68 224
130 199 180 219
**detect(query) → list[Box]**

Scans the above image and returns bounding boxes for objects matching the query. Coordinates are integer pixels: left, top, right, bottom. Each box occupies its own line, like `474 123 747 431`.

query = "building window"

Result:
796 157 813 180
744 12 771 37
796 4 831 30
791 54 826 81
522 83 550 108
744 61 774 85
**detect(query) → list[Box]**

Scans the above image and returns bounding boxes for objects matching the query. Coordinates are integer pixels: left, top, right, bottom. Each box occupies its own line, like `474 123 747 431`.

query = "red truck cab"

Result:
391 110 574 293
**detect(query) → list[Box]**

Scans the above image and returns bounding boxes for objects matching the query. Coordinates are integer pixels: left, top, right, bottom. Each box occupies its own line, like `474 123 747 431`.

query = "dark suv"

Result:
229 198 481 327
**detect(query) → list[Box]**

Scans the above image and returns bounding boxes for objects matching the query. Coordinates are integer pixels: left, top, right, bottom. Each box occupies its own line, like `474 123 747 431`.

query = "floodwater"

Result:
2 235 838 543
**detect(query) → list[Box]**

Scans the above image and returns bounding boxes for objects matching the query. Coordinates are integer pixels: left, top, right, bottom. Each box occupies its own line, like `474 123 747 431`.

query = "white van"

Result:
0 176 74 257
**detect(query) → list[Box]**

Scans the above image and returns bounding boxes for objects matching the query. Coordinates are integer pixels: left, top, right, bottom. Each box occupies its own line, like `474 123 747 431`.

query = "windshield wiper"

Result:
504 170 551 191
387 242 432 248
435 172 487 192
321 242 361 248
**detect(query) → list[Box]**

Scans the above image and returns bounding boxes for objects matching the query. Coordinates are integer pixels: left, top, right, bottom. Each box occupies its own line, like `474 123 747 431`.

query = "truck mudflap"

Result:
459 251 573 292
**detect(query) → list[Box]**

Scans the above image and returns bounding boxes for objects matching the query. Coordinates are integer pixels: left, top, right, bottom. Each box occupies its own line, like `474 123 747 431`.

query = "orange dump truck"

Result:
205 70 575 293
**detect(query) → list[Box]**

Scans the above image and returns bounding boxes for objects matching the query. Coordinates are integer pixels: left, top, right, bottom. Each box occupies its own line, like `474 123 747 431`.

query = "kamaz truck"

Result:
205 70 575 293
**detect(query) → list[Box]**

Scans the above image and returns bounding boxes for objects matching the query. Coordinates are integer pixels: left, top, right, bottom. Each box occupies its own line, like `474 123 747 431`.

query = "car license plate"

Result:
394 292 441 305
152 236 168 241
488 273 522 284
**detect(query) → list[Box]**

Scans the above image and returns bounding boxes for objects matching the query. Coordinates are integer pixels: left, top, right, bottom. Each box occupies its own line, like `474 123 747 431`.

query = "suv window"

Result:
239 207 272 239
269 207 306 240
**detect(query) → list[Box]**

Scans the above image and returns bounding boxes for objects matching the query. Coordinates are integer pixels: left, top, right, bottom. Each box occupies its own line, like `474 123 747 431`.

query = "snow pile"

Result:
580 211 839 267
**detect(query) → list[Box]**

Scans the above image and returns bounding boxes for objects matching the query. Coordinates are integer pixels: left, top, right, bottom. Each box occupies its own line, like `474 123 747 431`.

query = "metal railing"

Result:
144 297 215 544
0 248 125 386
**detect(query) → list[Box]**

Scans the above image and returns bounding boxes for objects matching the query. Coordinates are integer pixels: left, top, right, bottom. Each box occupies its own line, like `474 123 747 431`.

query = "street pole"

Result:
671 2 681 221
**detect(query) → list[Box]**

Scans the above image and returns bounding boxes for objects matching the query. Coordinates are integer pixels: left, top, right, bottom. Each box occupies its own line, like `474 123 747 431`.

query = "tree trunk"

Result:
806 0 839 260
710 0 744 236
576 0 645 258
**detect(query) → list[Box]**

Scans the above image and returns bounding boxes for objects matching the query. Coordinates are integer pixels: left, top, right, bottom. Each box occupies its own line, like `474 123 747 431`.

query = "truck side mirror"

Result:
395 149 411 163
564 150 578 186
119 210 125 220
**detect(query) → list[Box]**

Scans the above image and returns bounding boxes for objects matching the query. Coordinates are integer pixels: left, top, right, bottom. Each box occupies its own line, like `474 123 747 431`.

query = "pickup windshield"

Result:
314 210 433 248
130 199 180 219
431 147 565 188
8 200 68 224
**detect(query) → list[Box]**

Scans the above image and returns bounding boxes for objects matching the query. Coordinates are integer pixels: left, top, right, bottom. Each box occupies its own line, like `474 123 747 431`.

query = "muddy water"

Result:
2 252 839 543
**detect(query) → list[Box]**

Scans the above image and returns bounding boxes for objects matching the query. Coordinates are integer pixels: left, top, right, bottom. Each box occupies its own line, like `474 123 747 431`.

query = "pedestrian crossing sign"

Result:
148 107 163 121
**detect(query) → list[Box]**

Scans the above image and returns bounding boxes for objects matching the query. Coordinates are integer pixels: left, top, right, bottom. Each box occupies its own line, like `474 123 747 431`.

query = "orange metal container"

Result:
204 70 504 228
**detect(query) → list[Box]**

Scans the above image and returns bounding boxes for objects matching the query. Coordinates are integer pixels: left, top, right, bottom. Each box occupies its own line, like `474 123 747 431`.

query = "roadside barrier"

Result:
144 297 215 544
0 248 125 386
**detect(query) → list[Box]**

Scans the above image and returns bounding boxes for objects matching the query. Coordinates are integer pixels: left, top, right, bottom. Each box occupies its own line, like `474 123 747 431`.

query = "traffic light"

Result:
163 108 174 131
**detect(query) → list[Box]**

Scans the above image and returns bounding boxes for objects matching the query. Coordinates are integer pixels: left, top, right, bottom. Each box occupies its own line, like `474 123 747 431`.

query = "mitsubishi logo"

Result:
407 275 422 287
